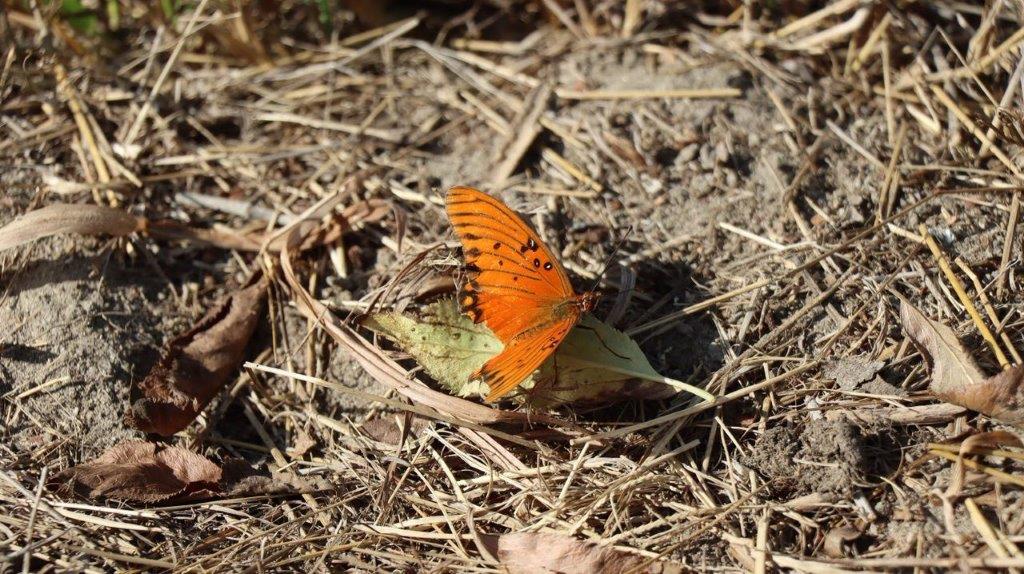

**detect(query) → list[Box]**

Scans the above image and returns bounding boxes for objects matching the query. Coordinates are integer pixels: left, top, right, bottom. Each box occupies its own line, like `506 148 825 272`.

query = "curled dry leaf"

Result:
945 431 1023 497
481 532 684 574
126 279 268 436
364 299 675 407
50 442 311 503
50 441 221 502
0 203 143 252
823 525 862 558
900 299 1024 426
972 366 1024 426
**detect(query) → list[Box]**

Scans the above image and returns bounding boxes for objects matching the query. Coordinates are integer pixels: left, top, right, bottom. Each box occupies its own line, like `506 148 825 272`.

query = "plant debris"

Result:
364 298 677 407
901 299 1024 426
0 203 143 252
125 278 268 435
4 0 1024 570
481 532 685 574
49 441 308 502
823 356 885 390
50 441 224 502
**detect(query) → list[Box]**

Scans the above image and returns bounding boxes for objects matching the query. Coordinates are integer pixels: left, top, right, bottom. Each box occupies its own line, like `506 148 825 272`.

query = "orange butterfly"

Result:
446 186 597 402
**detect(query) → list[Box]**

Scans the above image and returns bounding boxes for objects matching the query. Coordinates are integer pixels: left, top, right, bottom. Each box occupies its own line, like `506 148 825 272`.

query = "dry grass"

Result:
2 0 1024 571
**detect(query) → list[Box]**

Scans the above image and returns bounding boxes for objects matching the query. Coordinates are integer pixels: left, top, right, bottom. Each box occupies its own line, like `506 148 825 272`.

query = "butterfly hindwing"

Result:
476 314 578 402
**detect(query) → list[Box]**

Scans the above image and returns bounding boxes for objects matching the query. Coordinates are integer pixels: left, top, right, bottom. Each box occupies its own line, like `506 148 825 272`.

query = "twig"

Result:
123 0 210 145
919 224 1010 367
555 87 741 100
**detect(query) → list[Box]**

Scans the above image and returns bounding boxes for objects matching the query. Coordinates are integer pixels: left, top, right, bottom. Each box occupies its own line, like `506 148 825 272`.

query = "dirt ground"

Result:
2 1 1024 571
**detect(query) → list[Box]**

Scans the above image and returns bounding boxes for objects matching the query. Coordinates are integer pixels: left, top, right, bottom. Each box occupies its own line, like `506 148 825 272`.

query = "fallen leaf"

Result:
823 525 862 558
0 203 143 252
286 430 317 458
975 366 1024 425
900 300 985 398
364 299 676 407
126 279 268 435
50 442 311 503
481 532 684 574
360 414 429 449
900 299 1024 426
50 441 221 502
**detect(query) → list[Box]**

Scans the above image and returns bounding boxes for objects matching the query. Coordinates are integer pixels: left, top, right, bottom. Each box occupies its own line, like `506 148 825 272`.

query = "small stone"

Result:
699 144 716 170
714 141 730 164
724 169 738 188
677 142 699 164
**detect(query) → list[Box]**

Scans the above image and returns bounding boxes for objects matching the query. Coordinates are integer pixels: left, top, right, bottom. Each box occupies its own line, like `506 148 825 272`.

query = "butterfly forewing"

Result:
445 186 583 401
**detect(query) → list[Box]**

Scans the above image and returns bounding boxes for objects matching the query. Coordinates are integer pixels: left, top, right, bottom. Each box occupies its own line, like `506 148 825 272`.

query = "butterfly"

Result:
446 186 598 402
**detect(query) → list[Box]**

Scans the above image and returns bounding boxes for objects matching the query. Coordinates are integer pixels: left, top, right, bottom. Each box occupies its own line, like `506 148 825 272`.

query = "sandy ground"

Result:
2 1 1024 570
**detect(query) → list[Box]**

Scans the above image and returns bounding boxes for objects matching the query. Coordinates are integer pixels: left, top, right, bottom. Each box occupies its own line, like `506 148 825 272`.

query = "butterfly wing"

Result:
446 186 575 337
446 186 579 400
478 314 578 402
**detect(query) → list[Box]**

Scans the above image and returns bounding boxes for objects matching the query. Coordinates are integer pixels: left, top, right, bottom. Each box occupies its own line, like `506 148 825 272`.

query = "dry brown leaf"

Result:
481 533 684 574
50 441 221 502
900 299 986 395
126 279 268 436
360 415 429 449
969 366 1024 426
0 203 143 252
900 299 1024 426
286 430 317 458
50 442 310 503
823 525 862 558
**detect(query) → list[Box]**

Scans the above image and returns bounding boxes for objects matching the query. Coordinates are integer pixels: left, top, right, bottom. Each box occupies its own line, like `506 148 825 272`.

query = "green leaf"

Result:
58 0 99 35
363 299 710 407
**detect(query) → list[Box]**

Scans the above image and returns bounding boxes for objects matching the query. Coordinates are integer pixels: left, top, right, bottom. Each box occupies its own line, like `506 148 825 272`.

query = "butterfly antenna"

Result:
588 225 633 294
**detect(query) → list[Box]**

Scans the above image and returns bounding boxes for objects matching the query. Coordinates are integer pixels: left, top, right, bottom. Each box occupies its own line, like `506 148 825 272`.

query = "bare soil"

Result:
2 1 1024 571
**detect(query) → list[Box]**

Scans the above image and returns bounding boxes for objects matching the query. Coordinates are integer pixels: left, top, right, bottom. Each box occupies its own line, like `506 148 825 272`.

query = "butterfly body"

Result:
445 186 598 402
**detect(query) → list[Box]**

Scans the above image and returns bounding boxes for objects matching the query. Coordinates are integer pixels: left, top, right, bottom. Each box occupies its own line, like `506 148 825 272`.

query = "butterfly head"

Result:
577 291 599 314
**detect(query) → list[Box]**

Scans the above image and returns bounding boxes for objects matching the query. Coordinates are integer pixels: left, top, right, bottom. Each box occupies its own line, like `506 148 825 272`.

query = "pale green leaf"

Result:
363 299 710 407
